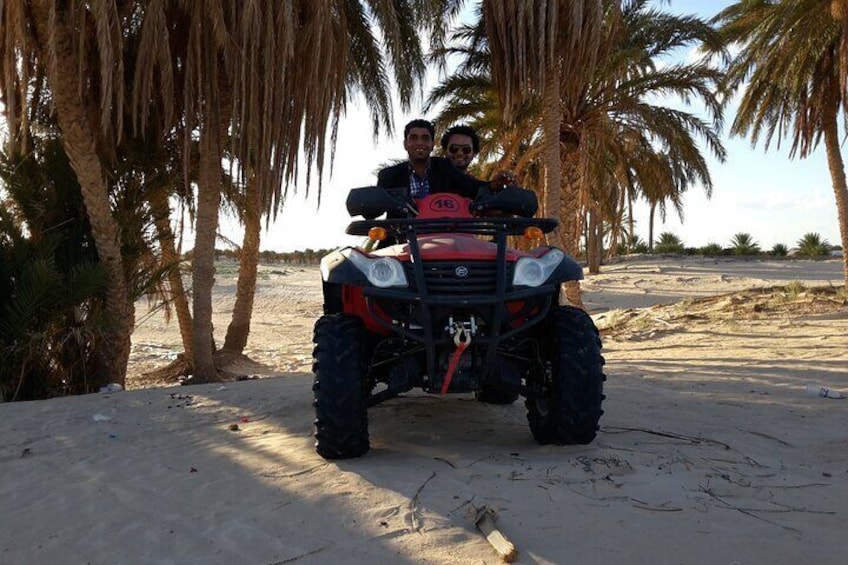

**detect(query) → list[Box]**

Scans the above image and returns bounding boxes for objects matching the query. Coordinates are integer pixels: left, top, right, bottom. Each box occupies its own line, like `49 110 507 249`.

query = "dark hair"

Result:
403 119 435 139
440 124 480 153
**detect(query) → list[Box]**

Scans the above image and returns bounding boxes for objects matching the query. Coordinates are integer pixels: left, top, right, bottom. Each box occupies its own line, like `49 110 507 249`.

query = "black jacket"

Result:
377 156 483 199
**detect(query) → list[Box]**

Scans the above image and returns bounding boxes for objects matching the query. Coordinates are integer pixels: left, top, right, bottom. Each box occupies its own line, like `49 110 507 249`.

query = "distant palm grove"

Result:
1 0 847 400
244 227 837 265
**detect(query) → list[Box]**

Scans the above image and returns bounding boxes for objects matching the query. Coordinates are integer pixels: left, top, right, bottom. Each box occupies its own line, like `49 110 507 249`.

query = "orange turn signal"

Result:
368 226 388 241
523 226 544 240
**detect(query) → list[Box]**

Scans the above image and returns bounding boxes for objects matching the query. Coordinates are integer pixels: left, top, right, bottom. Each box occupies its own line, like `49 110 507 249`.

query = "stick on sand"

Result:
475 506 518 562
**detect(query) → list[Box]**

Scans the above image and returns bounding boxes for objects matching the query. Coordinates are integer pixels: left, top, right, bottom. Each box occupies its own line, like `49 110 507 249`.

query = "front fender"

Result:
320 248 370 286
556 252 584 282
527 246 584 283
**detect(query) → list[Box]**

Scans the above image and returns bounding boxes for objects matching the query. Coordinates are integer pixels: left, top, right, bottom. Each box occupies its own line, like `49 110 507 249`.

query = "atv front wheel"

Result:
312 314 370 459
526 305 605 445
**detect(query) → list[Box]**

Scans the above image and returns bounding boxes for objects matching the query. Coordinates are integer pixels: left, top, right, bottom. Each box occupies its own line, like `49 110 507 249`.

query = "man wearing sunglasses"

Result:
377 119 483 201
440 124 479 172
441 124 518 190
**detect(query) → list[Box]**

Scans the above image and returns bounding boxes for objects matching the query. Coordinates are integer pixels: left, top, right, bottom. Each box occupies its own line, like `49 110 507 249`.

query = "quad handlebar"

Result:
346 185 540 221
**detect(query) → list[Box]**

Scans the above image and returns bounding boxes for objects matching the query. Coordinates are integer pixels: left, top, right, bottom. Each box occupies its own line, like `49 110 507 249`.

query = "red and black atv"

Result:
312 185 605 459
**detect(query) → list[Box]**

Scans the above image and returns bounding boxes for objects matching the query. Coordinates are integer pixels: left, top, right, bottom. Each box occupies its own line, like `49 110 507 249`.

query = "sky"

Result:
235 0 842 253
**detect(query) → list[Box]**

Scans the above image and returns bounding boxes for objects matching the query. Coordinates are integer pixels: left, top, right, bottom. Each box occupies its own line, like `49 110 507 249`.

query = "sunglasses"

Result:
448 144 473 156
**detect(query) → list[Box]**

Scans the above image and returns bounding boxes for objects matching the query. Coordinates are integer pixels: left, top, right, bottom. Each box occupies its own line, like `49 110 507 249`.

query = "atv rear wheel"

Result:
526 305 605 445
312 314 370 459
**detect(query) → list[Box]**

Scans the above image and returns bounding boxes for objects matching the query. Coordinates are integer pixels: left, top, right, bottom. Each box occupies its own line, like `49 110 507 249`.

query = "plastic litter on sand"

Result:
805 383 846 399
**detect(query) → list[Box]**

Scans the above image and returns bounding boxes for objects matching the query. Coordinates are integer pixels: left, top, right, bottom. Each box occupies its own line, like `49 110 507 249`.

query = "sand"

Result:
2 256 847 564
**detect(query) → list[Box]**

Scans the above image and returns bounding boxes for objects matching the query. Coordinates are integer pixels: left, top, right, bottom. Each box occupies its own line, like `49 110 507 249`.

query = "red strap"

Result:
441 340 468 395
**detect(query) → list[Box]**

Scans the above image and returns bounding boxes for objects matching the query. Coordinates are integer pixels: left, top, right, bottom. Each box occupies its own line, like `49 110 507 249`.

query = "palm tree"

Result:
653 232 685 254
182 1 442 380
796 232 831 256
4 1 450 384
482 0 604 254
625 234 650 254
729 232 761 255
770 243 789 256
118 133 197 372
565 1 725 261
474 0 599 306
0 131 175 399
715 0 848 286
0 139 107 399
1 1 137 385
435 1 725 275
701 242 725 256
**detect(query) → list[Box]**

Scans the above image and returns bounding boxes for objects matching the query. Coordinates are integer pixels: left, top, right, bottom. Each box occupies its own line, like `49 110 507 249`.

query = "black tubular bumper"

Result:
333 213 583 381
362 283 556 346
370 222 551 381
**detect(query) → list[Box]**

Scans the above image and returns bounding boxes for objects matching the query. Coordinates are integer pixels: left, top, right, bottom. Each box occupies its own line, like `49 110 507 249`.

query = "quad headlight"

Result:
346 249 408 288
512 249 565 287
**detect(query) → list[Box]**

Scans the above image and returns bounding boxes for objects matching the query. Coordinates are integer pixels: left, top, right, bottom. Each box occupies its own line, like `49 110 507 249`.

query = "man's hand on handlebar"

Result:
489 170 518 192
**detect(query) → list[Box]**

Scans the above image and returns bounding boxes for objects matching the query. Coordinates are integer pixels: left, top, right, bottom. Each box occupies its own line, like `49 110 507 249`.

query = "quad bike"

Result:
312 184 605 459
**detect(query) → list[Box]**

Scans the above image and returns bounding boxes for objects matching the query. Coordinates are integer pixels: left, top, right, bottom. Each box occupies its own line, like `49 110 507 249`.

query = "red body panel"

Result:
417 193 471 219
341 193 551 332
342 285 393 334
383 192 548 261
384 233 526 262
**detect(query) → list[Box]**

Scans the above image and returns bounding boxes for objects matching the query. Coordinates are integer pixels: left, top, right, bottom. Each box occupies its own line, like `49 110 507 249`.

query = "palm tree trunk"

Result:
559 149 586 307
541 58 582 308
822 110 848 286
31 1 134 387
559 151 584 257
223 175 261 353
542 70 562 243
606 187 625 257
587 207 602 274
150 192 194 363
191 122 222 382
648 202 656 251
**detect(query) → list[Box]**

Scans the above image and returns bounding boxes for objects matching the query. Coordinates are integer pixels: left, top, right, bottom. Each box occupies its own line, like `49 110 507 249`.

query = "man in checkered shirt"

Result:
377 119 482 201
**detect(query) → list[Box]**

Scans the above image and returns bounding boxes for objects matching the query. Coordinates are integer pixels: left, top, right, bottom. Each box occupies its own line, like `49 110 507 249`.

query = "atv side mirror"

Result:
470 186 538 218
346 186 413 219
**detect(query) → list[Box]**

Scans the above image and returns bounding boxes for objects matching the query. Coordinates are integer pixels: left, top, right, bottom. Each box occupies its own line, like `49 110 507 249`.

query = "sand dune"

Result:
2 256 846 564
